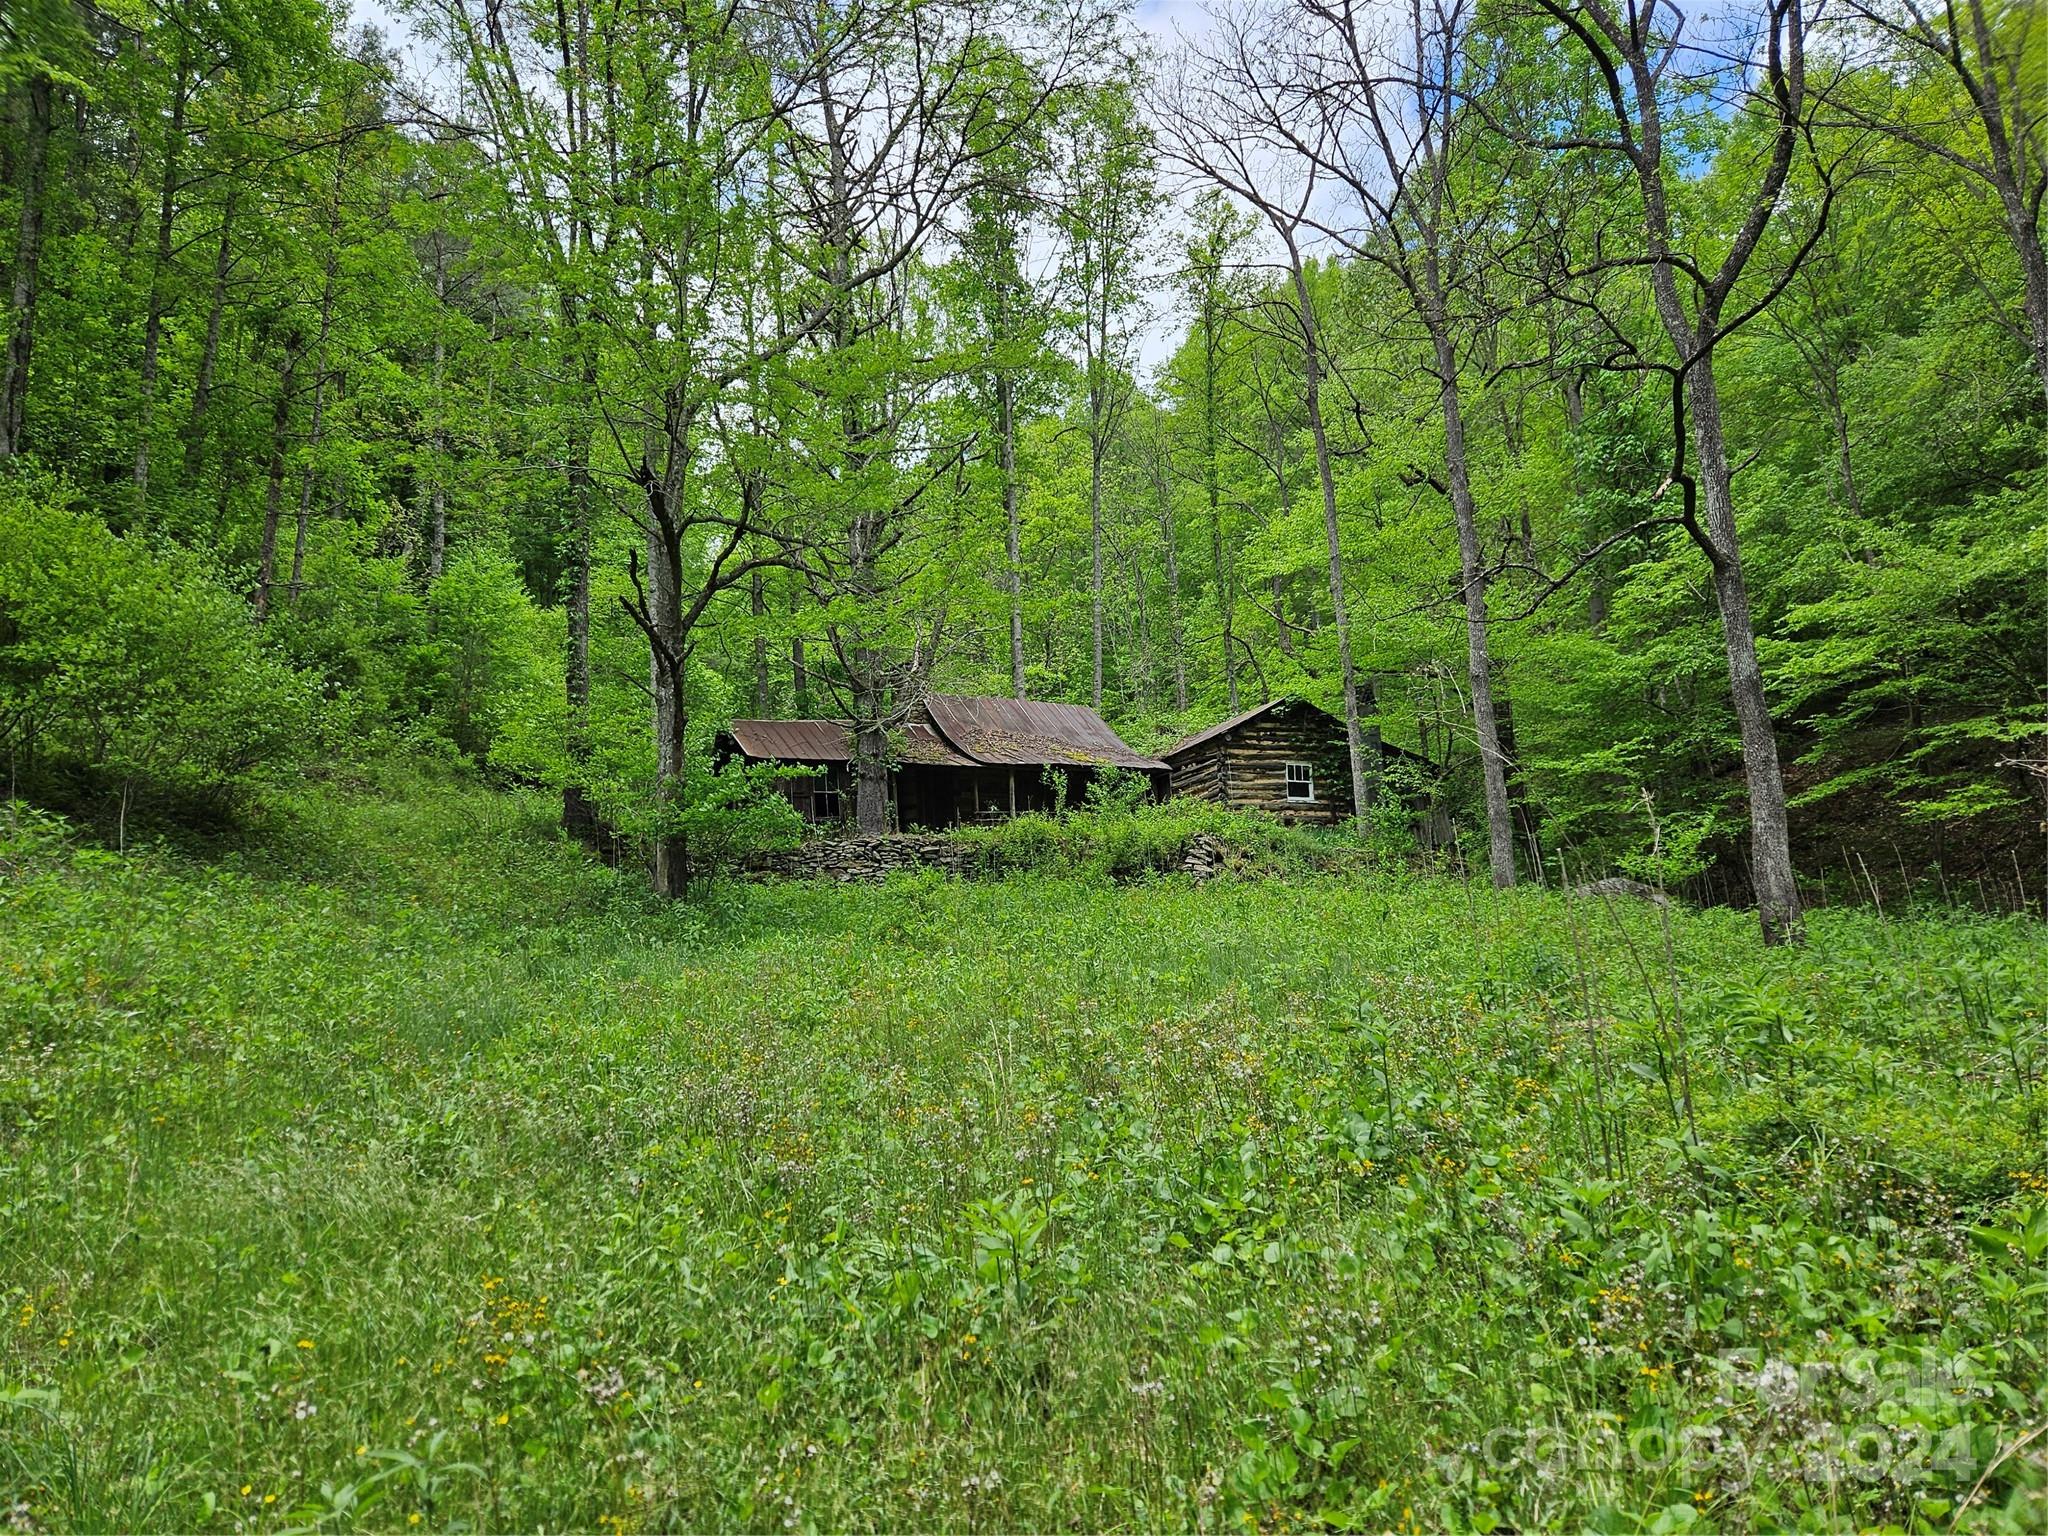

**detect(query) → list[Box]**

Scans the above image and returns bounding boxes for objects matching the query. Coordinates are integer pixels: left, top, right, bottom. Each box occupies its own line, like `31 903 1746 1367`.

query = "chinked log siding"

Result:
1167 699 1355 824
1168 751 1224 800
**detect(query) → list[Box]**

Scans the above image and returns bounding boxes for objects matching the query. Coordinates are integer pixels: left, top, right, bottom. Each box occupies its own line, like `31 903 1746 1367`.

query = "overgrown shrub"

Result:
960 789 1367 880
0 477 316 832
421 547 558 762
494 645 803 880
620 756 806 882
258 527 563 769
261 525 425 755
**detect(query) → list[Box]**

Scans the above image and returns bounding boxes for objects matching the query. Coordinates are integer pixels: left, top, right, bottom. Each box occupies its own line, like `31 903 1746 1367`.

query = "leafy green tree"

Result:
1053 73 1157 711
423 546 555 762
1508 0 1829 940
0 478 315 838
1167 191 1259 712
1826 0 2048 405
950 42 1065 700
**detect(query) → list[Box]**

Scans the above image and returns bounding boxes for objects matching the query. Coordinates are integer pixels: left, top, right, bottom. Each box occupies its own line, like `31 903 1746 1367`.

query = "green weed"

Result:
1 781 2043 1531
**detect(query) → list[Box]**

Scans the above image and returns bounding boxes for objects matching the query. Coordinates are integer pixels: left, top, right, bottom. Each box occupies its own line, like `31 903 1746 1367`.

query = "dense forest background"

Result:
0 0 2041 931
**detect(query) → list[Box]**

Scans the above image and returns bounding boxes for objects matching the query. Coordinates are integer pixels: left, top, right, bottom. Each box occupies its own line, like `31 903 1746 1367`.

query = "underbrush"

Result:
958 796 1372 880
1 780 2044 1533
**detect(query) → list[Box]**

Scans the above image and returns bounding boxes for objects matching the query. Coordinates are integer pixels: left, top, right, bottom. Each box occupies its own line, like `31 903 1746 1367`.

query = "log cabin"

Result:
1161 697 1440 830
716 693 1170 830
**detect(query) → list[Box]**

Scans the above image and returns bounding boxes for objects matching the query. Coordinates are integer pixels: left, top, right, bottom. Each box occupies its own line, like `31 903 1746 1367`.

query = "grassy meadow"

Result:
2 775 2045 1533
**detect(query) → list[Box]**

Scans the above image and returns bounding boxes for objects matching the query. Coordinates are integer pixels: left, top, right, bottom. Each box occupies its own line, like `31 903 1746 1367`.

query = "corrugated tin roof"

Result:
727 719 851 762
727 696 1167 772
900 724 978 766
923 693 1168 771
725 719 976 768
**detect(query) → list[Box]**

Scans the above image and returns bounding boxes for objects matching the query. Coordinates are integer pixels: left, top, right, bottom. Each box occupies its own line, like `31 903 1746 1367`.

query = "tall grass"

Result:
2 779 2043 1531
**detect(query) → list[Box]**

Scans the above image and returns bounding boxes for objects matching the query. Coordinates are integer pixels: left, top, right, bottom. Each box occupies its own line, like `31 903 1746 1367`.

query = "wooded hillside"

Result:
1 0 2041 931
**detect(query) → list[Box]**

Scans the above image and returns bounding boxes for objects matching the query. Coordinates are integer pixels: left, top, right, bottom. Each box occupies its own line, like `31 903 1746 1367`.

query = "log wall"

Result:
1169 701 1355 825
1169 745 1226 804
1217 705 1355 824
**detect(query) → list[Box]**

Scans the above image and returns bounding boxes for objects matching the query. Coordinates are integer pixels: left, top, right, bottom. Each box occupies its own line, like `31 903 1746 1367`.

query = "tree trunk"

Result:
253 338 301 621
2003 192 2048 409
1268 422 1295 661
1434 323 1516 888
131 62 189 515
999 370 1025 698
426 239 449 581
791 630 811 716
553 2 601 850
0 75 53 458
1272 574 1295 659
1496 690 1544 885
1160 463 1189 712
561 415 598 844
182 187 236 483
1954 0 2048 408
751 568 770 713
853 715 890 834
1123 528 1154 708
1089 404 1105 711
652 662 689 893
1289 256 1373 819
647 488 690 896
428 479 448 580
1205 306 1238 710
1826 381 1863 523
1608 0 1807 943
1688 358 1804 943
288 250 339 608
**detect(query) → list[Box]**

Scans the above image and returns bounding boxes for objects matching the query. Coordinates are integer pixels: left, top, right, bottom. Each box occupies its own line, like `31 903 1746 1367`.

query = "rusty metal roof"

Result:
923 693 1168 771
899 724 978 766
727 719 849 762
725 719 976 768
727 696 1166 772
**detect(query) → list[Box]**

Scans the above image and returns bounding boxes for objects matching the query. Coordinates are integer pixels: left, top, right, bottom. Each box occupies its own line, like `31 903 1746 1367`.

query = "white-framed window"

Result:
1284 761 1315 802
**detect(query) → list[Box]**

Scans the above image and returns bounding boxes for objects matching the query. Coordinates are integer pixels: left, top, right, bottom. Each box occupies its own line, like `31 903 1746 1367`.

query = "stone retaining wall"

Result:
745 831 1228 882
745 834 983 882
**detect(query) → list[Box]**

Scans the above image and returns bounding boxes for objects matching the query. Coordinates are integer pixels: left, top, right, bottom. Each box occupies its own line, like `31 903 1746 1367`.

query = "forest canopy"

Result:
0 0 2041 933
